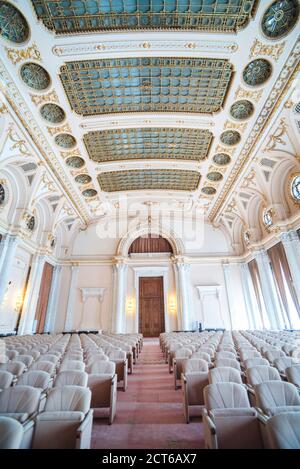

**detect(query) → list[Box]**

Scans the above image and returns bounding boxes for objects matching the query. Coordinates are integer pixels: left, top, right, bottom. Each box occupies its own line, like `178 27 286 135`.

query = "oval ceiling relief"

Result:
207 172 223 182
261 0 299 39
243 59 272 87
55 133 77 149
213 153 231 166
75 174 92 185
202 187 217 195
40 103 65 124
20 63 51 91
66 157 85 168
220 130 241 146
0 1 29 44
230 100 254 120
82 189 97 198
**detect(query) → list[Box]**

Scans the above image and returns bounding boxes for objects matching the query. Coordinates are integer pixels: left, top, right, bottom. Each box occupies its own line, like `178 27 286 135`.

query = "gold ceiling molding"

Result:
263 118 287 153
30 90 59 107
209 39 300 222
41 173 56 193
0 60 89 223
60 149 81 159
5 42 42 66
234 86 263 103
0 102 8 114
47 123 72 136
224 120 248 132
7 126 31 157
249 39 286 62
215 145 236 156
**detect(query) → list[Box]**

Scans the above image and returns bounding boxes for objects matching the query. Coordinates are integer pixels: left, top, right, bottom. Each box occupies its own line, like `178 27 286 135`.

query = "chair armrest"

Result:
255 407 269 424
202 409 216 435
77 409 94 434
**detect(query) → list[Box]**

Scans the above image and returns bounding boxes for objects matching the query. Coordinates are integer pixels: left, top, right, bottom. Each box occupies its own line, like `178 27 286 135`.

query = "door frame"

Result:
133 266 169 334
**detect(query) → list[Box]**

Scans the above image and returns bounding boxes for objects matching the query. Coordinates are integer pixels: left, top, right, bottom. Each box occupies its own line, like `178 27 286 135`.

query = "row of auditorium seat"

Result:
160 330 300 449
0 331 142 448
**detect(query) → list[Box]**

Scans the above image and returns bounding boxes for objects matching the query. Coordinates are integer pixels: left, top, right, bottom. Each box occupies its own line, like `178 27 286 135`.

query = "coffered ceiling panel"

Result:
31 0 258 34
98 169 201 192
60 57 233 116
84 127 213 163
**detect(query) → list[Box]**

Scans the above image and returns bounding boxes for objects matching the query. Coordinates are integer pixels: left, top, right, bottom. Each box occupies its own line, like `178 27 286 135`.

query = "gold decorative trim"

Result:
7 126 31 157
224 120 248 132
5 42 42 65
249 39 285 62
234 86 263 103
47 123 72 136
263 118 287 152
30 90 59 106
60 149 82 159
215 145 236 156
0 103 8 114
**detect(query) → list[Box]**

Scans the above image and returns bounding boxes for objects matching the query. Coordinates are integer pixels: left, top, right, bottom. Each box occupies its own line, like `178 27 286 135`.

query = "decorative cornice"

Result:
208 38 300 222
52 40 238 57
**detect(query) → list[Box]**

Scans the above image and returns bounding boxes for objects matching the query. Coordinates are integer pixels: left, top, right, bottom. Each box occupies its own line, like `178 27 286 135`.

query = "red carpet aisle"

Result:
91 338 204 449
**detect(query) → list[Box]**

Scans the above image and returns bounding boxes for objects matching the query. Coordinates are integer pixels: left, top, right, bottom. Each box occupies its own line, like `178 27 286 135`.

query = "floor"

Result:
91 338 204 449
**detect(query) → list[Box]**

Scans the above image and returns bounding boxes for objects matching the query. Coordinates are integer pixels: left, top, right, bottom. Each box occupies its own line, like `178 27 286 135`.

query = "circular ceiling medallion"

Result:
213 153 231 166
55 133 76 149
202 187 216 195
0 183 5 204
230 100 254 120
207 172 223 182
40 103 65 124
20 62 50 91
243 59 272 87
82 189 97 198
75 174 92 185
261 0 299 39
220 130 241 146
0 1 29 44
66 156 85 168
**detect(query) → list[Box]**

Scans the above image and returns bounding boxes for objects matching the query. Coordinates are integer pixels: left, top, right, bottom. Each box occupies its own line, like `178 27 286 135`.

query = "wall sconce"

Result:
169 295 177 315
126 298 135 315
14 290 25 314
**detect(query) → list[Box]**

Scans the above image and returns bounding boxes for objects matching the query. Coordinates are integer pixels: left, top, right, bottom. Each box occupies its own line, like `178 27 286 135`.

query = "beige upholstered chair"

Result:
0 371 14 391
243 358 269 369
274 357 299 376
202 383 262 449
265 412 300 449
173 348 193 390
214 359 241 371
30 360 55 376
108 350 128 392
182 371 209 423
0 416 24 449
85 360 117 424
0 385 41 448
191 351 211 363
246 366 281 387
54 371 88 388
264 350 285 364
215 351 236 360
239 350 261 361
12 355 33 369
5 351 18 361
33 386 93 449
286 365 300 388
0 362 25 381
209 367 242 385
255 381 300 417
183 359 209 374
60 360 85 372
39 354 59 365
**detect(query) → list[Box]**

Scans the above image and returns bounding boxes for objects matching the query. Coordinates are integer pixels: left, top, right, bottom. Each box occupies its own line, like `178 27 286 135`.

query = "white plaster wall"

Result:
54 265 71 332
227 264 250 330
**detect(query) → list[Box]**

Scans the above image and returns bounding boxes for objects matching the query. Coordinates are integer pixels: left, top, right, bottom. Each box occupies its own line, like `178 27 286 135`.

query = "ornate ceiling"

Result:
0 0 299 225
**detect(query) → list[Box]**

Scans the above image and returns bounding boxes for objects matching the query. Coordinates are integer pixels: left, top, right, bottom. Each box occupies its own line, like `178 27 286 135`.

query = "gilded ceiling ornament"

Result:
0 183 5 204
234 85 263 103
220 130 241 146
40 103 65 124
224 120 248 132
261 0 299 40
213 153 231 166
30 90 59 106
66 157 85 168
249 38 285 62
243 59 272 87
230 100 254 120
20 62 51 91
82 189 97 198
23 213 35 231
0 1 29 44
215 144 236 156
201 187 217 196
47 123 72 136
8 126 31 157
290 174 300 201
75 174 92 185
60 57 234 115
84 128 213 163
263 208 274 228
60 149 81 159
263 118 287 152
55 133 76 149
0 102 8 114
31 0 258 34
207 172 223 182
98 169 201 192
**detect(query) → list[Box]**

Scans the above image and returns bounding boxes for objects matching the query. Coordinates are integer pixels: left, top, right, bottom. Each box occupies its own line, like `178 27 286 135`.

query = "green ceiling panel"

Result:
98 169 200 192
84 127 213 163
31 0 258 33
60 57 233 115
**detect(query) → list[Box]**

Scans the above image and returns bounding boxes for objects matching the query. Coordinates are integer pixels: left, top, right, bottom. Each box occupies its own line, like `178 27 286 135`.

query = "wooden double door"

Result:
139 277 165 337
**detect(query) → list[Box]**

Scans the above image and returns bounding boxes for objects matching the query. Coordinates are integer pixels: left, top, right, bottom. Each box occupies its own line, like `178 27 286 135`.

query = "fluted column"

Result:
44 265 62 332
112 258 128 334
18 254 46 335
173 256 192 331
222 262 234 330
280 230 300 306
240 263 257 329
253 250 283 329
64 265 79 332
0 234 19 308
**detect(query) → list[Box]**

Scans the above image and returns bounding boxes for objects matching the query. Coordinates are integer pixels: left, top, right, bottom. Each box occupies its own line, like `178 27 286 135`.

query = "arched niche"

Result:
128 234 173 255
